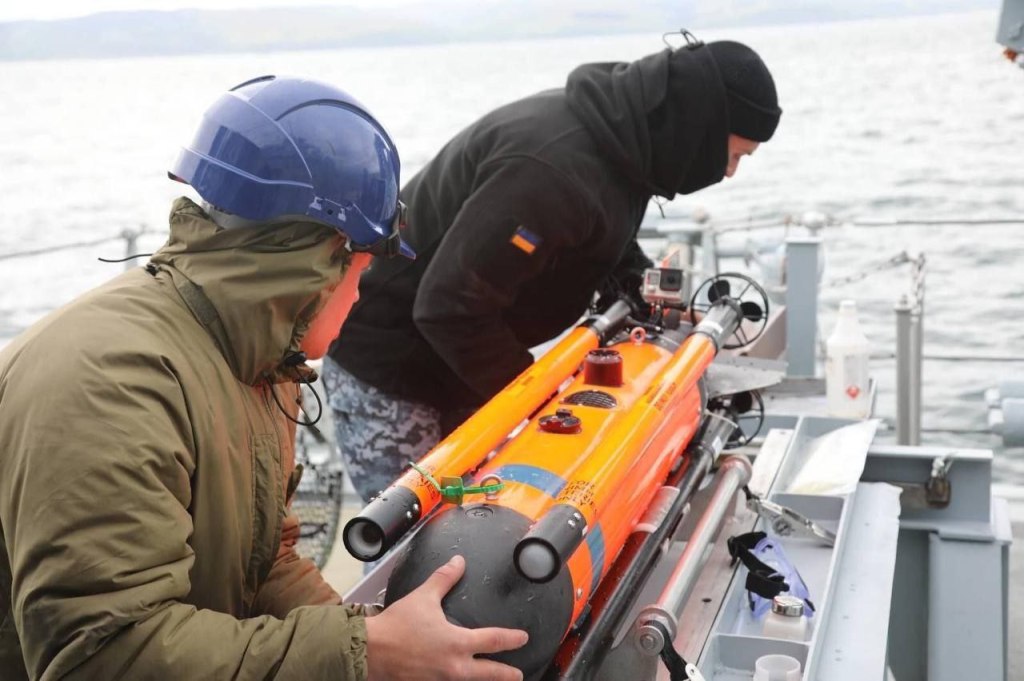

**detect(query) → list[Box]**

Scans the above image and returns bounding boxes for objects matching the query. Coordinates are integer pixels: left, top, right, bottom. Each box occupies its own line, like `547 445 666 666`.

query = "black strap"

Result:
726 531 790 604
166 266 238 369
649 620 692 681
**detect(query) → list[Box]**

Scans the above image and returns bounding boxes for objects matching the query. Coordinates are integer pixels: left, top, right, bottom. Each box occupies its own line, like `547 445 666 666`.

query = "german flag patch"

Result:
510 225 541 255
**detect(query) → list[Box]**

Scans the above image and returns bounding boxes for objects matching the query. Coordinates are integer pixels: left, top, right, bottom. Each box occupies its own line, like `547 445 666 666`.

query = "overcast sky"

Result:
0 0 442 23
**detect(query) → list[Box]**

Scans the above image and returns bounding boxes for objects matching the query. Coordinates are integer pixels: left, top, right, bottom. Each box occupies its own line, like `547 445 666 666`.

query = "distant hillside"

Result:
0 0 995 61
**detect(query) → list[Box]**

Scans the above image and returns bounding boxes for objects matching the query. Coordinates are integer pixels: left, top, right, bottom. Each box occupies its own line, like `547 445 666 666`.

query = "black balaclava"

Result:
565 44 729 199
706 41 782 142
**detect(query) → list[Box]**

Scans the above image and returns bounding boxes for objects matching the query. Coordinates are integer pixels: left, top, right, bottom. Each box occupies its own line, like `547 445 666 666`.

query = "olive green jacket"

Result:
0 198 368 680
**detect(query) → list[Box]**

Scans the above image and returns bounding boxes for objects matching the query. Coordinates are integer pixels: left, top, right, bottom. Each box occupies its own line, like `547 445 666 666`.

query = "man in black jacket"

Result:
325 38 782 503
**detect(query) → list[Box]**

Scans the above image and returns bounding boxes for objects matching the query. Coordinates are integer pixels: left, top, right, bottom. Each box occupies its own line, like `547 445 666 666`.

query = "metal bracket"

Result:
746 495 837 546
593 604 711 681
893 454 953 510
592 606 667 681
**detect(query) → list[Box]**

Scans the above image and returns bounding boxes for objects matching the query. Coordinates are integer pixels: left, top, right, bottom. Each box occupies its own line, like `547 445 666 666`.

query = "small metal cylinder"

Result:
585 299 632 339
122 229 139 273
693 299 742 349
784 238 821 377
342 486 421 561
514 503 587 583
772 594 805 617
895 296 916 445
911 306 924 445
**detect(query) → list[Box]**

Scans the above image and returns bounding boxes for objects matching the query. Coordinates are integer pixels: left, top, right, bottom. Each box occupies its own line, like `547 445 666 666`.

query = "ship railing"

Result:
4 214 1024 567
639 212 1024 448
0 225 155 271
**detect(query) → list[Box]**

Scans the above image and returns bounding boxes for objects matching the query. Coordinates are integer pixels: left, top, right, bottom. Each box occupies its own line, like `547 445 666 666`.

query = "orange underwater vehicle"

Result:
343 268 773 679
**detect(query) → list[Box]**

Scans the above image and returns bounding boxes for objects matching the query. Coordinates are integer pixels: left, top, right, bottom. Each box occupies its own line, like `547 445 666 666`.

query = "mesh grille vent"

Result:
562 390 617 409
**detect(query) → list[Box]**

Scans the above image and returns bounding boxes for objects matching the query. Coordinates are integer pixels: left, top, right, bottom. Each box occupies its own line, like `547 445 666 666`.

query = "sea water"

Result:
1 10 1022 480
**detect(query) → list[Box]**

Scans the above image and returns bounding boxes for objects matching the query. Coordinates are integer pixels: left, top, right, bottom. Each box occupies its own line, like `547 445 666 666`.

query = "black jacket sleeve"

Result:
412 157 588 400
595 238 654 312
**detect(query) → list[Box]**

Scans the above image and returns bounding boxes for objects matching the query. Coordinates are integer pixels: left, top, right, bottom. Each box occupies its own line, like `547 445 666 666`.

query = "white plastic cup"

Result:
753 654 802 681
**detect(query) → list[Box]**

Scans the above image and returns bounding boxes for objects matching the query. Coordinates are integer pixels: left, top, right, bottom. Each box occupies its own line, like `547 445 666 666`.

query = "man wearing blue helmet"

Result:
0 76 527 681
325 39 782 504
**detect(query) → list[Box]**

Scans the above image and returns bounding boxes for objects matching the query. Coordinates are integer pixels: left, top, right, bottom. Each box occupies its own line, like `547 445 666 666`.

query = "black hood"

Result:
565 45 729 199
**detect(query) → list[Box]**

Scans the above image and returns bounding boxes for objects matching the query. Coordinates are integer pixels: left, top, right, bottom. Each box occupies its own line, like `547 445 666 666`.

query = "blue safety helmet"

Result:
170 75 413 258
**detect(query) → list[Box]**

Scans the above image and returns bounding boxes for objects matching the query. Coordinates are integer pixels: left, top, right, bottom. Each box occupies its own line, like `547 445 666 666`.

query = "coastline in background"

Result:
0 0 994 61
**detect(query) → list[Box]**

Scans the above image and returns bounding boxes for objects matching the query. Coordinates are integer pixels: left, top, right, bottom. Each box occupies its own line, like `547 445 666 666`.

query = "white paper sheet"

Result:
786 419 880 495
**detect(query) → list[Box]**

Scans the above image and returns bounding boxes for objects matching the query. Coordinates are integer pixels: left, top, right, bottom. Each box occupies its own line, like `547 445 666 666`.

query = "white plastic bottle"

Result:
761 595 809 642
825 300 871 418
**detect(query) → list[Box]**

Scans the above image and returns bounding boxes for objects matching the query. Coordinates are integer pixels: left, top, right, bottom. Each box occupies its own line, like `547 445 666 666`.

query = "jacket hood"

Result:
565 45 729 199
149 197 350 385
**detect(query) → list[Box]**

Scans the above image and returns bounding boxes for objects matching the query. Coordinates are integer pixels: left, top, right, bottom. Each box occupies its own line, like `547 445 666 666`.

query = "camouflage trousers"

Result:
321 356 442 504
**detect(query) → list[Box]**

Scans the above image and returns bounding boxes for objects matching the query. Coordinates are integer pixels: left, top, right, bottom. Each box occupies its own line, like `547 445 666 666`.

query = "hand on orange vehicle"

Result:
365 555 529 681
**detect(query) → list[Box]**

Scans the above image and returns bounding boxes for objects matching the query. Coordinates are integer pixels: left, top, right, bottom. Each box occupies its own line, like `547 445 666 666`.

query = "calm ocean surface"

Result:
2 11 1023 481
